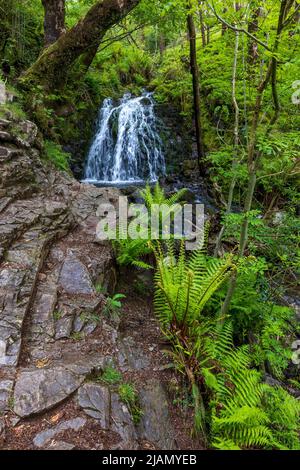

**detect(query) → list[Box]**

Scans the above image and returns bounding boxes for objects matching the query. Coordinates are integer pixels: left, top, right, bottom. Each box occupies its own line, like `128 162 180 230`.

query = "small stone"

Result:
10 416 21 427
110 392 138 449
0 131 12 142
55 316 73 339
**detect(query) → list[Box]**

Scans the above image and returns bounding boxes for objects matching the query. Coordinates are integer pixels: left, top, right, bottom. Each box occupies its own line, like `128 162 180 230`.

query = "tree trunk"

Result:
42 0 66 47
221 8 228 35
214 30 240 257
187 4 206 175
248 8 262 65
221 0 293 317
21 0 141 91
198 2 206 47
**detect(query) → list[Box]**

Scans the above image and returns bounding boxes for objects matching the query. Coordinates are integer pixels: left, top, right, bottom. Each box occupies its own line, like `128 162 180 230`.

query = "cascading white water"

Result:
83 92 166 184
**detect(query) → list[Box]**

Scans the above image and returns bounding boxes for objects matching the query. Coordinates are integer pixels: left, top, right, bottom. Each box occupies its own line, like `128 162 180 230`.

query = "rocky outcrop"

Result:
0 113 179 450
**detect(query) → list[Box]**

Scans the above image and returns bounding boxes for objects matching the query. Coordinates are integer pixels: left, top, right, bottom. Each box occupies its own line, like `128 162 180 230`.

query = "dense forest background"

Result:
0 0 300 450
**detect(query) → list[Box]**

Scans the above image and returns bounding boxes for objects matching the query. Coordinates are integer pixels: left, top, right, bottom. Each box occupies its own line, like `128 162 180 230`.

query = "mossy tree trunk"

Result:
21 0 141 91
42 0 66 47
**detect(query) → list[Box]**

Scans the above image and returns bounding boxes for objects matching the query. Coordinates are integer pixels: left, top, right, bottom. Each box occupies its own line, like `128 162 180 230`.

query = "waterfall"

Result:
83 92 166 184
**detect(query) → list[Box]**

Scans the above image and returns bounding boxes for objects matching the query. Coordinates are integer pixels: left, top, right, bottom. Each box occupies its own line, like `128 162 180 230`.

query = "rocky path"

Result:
0 116 196 450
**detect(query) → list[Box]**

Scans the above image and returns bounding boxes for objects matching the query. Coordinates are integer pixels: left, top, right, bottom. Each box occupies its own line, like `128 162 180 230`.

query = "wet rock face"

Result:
156 103 193 179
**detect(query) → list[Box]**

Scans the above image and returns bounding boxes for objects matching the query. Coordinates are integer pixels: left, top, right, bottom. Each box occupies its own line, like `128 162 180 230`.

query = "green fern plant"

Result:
140 182 187 208
113 183 187 269
262 385 300 450
207 323 300 450
113 237 152 269
103 293 126 318
152 240 234 333
152 239 235 440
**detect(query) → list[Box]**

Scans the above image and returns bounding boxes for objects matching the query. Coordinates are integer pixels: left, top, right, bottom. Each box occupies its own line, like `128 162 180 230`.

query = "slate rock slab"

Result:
137 379 176 450
118 336 150 372
0 417 5 447
0 380 14 412
14 367 85 417
110 392 138 450
59 252 95 295
78 384 110 429
33 417 86 448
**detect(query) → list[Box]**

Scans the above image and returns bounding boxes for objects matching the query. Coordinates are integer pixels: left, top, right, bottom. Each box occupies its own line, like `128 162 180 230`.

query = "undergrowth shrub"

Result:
152 240 300 449
44 140 70 172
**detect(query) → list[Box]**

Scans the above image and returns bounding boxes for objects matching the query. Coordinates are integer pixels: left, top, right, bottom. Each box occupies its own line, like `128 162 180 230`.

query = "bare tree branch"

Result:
207 1 272 52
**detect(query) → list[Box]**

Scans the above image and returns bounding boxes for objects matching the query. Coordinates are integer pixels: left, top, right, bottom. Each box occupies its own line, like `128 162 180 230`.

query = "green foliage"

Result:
113 237 152 269
95 283 106 294
118 383 143 424
71 331 84 341
208 324 272 449
100 366 122 385
263 386 300 450
0 100 27 120
0 0 43 76
208 255 298 379
151 45 192 116
53 310 63 321
103 293 126 318
113 183 187 269
152 240 234 332
153 241 300 449
206 323 300 450
43 140 70 172
80 311 101 325
89 43 153 100
140 182 187 208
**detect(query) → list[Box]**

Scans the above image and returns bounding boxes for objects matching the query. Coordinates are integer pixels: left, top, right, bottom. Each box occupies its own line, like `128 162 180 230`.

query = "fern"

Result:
113 183 187 269
113 237 152 268
262 386 300 450
152 239 234 331
208 323 300 450
140 182 187 208
152 242 300 450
